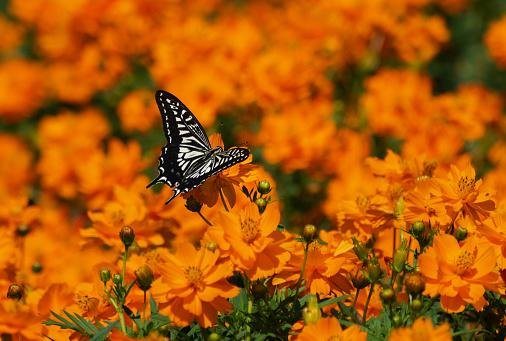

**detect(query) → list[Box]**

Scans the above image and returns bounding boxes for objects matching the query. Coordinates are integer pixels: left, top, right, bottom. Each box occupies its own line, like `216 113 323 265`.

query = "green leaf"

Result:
90 321 120 341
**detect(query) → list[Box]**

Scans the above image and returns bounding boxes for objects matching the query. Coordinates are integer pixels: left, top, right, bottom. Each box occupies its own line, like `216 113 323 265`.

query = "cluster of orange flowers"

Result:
0 0 505 340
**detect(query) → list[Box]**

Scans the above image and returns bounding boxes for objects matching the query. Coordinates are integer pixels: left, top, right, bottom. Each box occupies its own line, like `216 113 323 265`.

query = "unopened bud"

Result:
366 259 383 283
404 272 425 295
302 295 321 325
135 265 154 291
302 224 317 242
380 287 395 304
454 226 468 241
257 180 271 195
100 268 111 284
208 333 221 341
251 281 268 300
31 261 42 273
16 224 30 237
255 197 267 213
392 241 409 273
112 273 122 285
352 237 369 262
392 314 402 327
352 269 370 289
185 196 203 212
7 284 23 300
119 226 135 248
205 241 218 252
410 298 423 312
410 221 425 237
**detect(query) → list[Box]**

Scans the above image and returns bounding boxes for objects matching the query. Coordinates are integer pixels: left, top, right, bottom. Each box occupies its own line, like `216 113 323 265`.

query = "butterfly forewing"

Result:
149 90 250 204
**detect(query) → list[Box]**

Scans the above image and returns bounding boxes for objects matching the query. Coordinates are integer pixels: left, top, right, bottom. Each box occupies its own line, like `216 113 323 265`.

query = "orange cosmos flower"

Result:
156 243 238 327
438 164 495 224
117 89 159 133
485 15 506 69
404 185 451 230
0 134 33 197
418 234 500 312
206 200 290 280
297 317 366 341
388 317 452 341
189 134 256 209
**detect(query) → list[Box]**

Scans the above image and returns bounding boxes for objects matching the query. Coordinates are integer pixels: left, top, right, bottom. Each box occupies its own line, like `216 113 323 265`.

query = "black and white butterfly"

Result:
147 90 250 204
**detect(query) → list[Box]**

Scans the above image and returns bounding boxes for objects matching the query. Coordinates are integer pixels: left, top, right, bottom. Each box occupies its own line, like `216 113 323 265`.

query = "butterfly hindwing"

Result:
148 90 250 205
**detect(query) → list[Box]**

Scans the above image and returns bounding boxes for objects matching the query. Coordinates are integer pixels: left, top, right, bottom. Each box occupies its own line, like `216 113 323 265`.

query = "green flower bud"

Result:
351 269 370 289
392 314 402 327
119 226 135 248
185 196 203 212
366 258 383 283
7 283 24 300
257 180 271 195
410 221 425 237
135 265 154 291
302 295 321 325
410 298 423 312
302 224 317 242
251 281 268 300
205 241 218 252
31 261 43 274
454 226 468 241
207 333 221 341
100 268 111 284
112 273 122 285
352 237 369 262
380 287 395 304
392 240 409 273
16 224 30 237
255 197 267 213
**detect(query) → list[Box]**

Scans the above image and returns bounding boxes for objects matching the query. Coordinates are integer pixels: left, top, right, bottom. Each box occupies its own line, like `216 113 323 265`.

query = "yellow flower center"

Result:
457 176 475 196
184 266 203 284
240 217 260 243
455 247 477 275
356 195 370 212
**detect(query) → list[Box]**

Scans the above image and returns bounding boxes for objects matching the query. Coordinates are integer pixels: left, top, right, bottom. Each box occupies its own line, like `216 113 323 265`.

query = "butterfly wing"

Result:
182 147 250 188
147 90 211 191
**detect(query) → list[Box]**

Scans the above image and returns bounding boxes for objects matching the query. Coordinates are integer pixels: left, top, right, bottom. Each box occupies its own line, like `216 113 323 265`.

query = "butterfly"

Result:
147 90 250 204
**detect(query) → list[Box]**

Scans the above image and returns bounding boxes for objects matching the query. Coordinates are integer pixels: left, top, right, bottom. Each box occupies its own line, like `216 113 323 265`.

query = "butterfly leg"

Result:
165 188 181 205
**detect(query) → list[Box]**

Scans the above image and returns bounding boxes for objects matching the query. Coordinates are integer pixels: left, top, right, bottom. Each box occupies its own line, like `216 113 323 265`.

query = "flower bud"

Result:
119 226 135 248
392 240 408 273
208 333 221 341
410 298 423 312
392 314 402 327
302 224 317 242
352 237 369 262
31 261 43 274
112 273 122 285
135 265 154 291
410 221 425 237
16 224 30 237
257 180 271 195
100 268 111 284
7 284 24 300
185 196 203 213
404 272 425 295
380 287 395 304
454 226 468 241
205 241 218 252
351 269 370 289
255 197 267 213
366 258 383 283
302 295 321 325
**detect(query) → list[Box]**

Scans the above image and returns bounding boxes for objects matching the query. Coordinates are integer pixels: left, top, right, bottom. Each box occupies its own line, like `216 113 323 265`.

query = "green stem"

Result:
362 282 375 324
351 288 361 323
122 246 128 286
295 242 310 295
143 290 147 321
107 293 127 334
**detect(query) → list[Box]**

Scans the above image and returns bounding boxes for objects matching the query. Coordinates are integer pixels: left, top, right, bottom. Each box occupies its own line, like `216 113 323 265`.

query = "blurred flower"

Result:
388 317 452 341
117 89 159 133
485 15 506 69
297 318 366 341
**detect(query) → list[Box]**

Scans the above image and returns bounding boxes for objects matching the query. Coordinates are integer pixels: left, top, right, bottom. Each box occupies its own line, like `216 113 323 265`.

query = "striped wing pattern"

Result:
147 90 250 204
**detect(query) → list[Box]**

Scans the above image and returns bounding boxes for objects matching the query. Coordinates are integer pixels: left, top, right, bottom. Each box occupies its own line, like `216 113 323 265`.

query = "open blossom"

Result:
388 317 452 341
418 234 500 312
155 243 238 327
297 318 366 341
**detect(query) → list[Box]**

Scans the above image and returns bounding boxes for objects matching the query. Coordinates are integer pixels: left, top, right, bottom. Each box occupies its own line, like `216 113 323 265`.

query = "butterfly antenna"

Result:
146 176 161 189
164 188 181 205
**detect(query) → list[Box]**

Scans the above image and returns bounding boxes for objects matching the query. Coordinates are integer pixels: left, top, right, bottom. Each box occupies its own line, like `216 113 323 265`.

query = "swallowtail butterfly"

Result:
147 90 250 204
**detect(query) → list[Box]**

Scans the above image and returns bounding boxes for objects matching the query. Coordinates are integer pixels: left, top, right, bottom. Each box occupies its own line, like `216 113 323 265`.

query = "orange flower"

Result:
418 234 500 312
485 15 506 69
0 134 33 197
438 164 495 224
297 318 366 341
0 59 46 122
404 185 451 229
207 200 290 280
388 317 452 341
156 243 238 327
117 89 159 133
189 134 256 208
